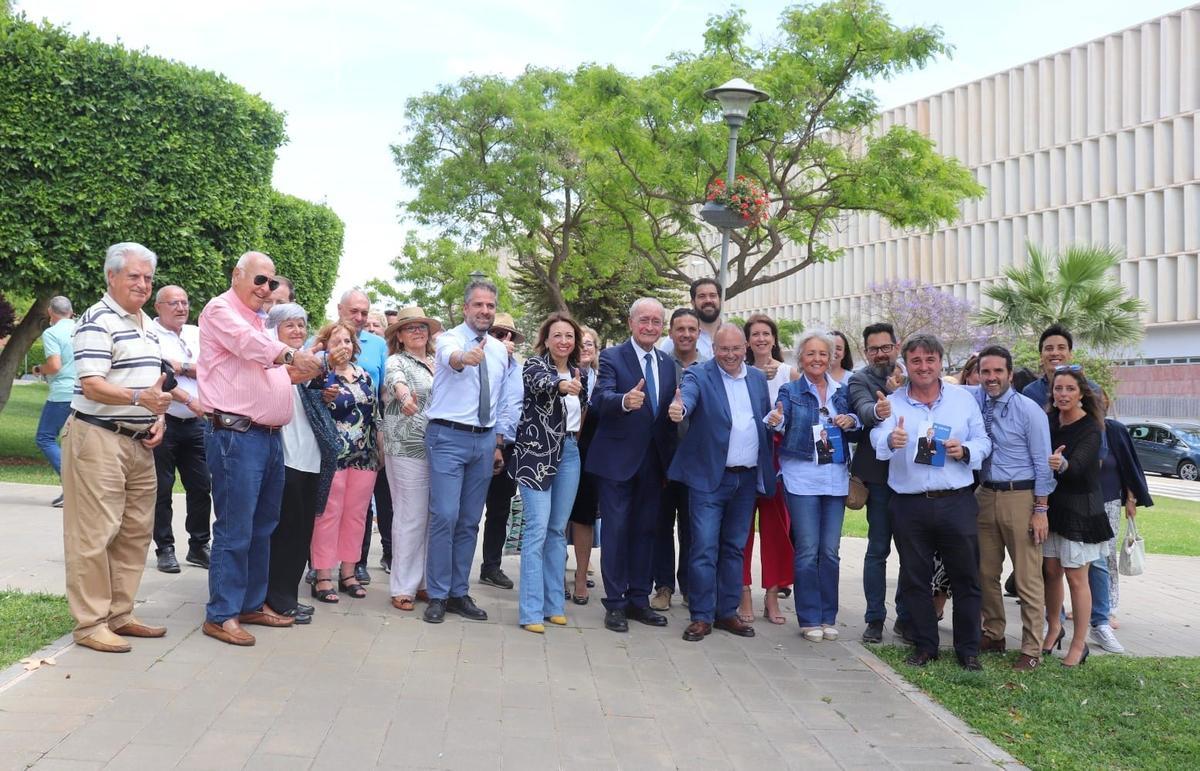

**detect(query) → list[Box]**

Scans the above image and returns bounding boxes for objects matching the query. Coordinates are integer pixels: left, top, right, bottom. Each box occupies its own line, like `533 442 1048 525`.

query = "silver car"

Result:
1126 421 1200 481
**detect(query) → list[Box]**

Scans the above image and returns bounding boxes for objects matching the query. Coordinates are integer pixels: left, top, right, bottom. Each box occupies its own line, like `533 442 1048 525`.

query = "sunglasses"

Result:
1054 364 1083 373
252 274 281 292
489 329 513 341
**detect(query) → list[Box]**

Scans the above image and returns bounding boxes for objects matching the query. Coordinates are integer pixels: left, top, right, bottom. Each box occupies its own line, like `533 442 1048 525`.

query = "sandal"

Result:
311 578 338 604
736 586 755 624
763 589 786 625
338 575 367 599
391 596 415 612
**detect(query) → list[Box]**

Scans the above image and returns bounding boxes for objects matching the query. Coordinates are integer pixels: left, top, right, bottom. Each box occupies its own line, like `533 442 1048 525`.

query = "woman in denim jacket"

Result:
769 331 861 642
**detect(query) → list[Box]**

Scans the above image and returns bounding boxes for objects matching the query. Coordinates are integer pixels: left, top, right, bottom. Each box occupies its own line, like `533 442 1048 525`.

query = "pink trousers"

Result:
310 467 377 570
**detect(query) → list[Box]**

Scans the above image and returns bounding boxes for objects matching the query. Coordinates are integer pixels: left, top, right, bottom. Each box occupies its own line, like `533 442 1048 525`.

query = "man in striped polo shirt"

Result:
62 242 175 654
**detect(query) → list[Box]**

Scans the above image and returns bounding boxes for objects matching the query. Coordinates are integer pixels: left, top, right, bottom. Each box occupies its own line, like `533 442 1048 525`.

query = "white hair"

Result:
795 329 836 357
235 251 270 270
104 242 157 276
627 297 665 321
267 302 308 330
48 296 73 316
339 287 369 305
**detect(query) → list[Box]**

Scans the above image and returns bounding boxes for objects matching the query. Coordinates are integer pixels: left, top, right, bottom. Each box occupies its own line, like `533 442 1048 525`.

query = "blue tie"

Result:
643 352 658 415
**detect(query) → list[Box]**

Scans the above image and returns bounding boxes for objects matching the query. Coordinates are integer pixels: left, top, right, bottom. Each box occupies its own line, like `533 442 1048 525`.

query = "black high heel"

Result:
1062 643 1090 668
1042 627 1065 656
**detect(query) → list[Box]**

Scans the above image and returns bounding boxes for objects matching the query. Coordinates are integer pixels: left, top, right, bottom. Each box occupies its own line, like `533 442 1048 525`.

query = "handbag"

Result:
1118 517 1145 577
846 475 869 510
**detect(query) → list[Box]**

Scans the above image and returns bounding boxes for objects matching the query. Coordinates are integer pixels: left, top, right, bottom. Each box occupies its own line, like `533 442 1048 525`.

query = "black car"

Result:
1126 421 1200 481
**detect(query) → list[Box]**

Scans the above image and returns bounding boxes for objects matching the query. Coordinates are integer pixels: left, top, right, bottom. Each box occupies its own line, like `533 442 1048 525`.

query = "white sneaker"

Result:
1089 623 1125 653
822 625 839 641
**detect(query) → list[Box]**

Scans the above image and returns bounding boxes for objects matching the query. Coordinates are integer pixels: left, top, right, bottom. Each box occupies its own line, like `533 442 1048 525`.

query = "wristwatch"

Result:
959 446 971 464
282 349 295 365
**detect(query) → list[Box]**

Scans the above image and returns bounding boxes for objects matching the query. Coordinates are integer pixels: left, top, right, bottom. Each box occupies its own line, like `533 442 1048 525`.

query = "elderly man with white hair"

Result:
586 297 679 633
62 242 174 653
197 251 322 646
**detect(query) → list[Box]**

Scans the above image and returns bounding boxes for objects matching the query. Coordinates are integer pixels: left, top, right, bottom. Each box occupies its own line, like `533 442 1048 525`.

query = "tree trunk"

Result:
0 296 50 415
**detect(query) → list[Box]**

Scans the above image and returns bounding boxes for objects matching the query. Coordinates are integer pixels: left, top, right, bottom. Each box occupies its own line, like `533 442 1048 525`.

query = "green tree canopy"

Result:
0 13 287 412
975 243 1146 353
260 191 345 324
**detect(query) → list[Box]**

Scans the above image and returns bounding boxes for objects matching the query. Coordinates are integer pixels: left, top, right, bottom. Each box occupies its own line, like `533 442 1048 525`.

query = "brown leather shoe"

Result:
76 628 131 653
1012 653 1041 672
682 621 712 642
980 635 1007 654
203 620 255 646
713 616 756 638
238 606 295 628
415 589 430 602
112 620 166 638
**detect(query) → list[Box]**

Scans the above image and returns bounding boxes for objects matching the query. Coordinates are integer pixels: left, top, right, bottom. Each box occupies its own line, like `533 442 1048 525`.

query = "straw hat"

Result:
491 312 525 344
384 305 443 344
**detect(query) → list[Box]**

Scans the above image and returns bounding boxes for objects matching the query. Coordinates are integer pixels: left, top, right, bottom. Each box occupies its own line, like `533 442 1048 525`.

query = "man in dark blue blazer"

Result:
587 298 678 632
667 325 774 641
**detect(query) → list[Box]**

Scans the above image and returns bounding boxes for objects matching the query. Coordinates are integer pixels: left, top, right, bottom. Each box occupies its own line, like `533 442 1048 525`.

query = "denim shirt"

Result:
777 373 860 461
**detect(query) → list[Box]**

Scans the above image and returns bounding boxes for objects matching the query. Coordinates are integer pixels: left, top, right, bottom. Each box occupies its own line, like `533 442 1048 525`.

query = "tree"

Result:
0 14 286 413
832 279 995 369
573 2 983 301
975 242 1146 352
366 234 515 329
260 191 345 324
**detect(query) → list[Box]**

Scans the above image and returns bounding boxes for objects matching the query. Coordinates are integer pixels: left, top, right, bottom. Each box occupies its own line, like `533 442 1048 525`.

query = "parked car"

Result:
1125 421 1200 481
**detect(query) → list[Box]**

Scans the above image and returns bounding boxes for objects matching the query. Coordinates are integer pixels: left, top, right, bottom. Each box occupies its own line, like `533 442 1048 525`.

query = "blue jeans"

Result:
687 468 758 623
205 425 285 624
425 421 495 600
788 494 845 628
36 400 72 476
518 438 581 625
863 482 907 624
1089 557 1110 626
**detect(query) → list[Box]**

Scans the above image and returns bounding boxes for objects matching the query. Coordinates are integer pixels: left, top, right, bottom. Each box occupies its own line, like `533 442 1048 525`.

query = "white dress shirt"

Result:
153 319 200 420
720 364 759 468
427 322 519 430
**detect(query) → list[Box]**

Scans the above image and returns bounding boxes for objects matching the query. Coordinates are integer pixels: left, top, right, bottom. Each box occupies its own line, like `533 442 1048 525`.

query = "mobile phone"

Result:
325 369 338 387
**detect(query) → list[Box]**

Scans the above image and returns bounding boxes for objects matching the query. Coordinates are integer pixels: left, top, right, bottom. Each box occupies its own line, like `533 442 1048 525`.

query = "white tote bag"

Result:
1118 517 1146 577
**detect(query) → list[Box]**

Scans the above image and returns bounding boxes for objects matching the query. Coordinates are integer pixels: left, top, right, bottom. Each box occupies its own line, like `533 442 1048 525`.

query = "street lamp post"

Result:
701 78 769 306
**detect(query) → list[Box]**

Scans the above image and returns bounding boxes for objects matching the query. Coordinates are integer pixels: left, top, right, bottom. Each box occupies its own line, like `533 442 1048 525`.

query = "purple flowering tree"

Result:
831 280 996 370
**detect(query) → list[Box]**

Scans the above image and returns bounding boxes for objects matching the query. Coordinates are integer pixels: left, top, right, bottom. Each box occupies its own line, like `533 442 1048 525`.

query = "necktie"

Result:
643 352 658 416
476 336 491 426
982 397 995 480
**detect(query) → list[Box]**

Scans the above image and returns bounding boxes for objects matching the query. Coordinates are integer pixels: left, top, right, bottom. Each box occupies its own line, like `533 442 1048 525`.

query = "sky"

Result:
18 0 1190 315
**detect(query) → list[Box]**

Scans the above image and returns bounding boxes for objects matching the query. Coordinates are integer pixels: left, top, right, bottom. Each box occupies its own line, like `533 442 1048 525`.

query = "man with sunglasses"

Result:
479 313 525 590
197 251 323 646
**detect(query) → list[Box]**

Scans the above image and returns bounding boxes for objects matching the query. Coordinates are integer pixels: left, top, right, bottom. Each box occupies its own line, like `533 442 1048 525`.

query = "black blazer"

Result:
511 353 588 491
586 340 677 481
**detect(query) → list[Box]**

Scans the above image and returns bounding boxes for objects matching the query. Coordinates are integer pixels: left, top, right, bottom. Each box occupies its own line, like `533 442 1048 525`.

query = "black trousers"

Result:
359 469 394 565
652 480 691 595
152 415 212 553
890 488 981 658
480 444 517 574
598 452 664 611
267 466 319 613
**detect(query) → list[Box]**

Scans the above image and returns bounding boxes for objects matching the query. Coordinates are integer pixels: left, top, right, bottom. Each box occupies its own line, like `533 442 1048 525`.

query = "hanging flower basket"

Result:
702 176 769 229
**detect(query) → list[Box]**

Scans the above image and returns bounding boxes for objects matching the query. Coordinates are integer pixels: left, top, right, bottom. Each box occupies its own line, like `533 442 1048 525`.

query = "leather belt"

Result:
71 411 152 441
982 479 1035 491
725 465 755 474
165 414 199 424
430 418 491 434
900 485 974 499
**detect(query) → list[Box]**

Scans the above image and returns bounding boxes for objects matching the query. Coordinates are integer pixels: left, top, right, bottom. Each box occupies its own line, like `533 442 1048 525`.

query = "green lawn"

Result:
0 590 74 670
873 645 1200 770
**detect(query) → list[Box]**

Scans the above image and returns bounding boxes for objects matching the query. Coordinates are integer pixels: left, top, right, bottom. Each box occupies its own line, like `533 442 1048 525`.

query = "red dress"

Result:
743 430 794 588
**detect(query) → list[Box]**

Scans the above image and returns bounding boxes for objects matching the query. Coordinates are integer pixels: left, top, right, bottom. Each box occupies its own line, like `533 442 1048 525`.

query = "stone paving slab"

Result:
5 481 1194 769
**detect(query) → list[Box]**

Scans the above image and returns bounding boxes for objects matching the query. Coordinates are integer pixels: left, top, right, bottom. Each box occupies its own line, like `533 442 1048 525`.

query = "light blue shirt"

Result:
494 355 524 443
870 382 991 494
970 386 1056 497
41 318 77 402
427 323 519 431
779 373 854 497
356 331 387 396
659 327 713 361
719 363 759 468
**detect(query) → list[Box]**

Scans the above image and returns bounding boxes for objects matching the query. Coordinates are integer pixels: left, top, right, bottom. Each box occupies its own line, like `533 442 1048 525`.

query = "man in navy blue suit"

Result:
667 325 774 641
587 297 678 632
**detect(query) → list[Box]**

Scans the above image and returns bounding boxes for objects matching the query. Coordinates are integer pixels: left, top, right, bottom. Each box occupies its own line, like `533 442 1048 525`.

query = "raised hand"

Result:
139 374 173 415
759 360 779 380
874 390 892 420
290 349 324 381
833 413 855 430
560 369 583 396
623 378 646 411
460 337 487 367
889 415 908 450
886 365 906 392
1048 444 1067 471
767 400 785 427
668 388 685 423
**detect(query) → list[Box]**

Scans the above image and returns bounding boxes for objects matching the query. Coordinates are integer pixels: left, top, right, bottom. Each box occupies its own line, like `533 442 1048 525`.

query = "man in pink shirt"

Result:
198 251 322 646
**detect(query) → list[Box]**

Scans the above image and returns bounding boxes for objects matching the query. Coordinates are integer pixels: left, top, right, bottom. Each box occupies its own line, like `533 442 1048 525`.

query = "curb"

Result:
0 632 76 695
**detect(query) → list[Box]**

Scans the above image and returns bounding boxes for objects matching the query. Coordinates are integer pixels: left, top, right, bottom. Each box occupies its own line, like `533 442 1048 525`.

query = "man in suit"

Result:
667 325 774 641
587 297 678 632
915 426 937 464
815 428 834 464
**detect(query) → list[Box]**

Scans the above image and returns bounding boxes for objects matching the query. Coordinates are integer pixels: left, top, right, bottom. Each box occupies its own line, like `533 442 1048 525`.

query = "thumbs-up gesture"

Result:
886 365 906 392
889 415 908 450
1048 444 1068 472
623 378 646 411
139 374 173 415
559 369 583 396
668 388 685 423
400 389 419 417
767 400 785 427
874 390 892 420
461 337 487 367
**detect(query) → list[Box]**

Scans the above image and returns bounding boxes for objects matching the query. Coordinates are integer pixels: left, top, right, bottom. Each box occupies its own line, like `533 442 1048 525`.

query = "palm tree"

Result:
975 242 1146 351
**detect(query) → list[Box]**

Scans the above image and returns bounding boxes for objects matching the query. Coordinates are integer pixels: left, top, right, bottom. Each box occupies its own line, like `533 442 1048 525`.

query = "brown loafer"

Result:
238 607 295 628
713 616 756 638
682 621 712 642
203 620 255 646
979 635 1007 654
76 628 131 653
392 596 415 612
415 589 430 602
1012 653 1041 672
112 620 167 638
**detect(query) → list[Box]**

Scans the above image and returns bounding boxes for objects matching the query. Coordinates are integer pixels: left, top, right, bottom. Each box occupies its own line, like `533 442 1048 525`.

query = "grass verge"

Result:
873 645 1200 770
0 590 74 670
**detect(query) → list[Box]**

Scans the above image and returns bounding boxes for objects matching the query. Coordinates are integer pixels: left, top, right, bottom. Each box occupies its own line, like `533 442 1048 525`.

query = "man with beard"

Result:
659 278 721 360
846 322 913 644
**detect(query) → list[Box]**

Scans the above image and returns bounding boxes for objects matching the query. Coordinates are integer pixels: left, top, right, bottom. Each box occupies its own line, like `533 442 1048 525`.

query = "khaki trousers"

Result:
977 486 1044 657
61 417 156 640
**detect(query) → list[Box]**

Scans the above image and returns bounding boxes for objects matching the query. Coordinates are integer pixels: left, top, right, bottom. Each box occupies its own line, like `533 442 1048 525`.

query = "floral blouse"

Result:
326 366 377 471
381 350 434 459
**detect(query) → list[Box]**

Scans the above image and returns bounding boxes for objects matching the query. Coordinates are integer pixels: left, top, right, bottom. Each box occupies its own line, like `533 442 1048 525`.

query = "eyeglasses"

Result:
489 329 513 341
400 324 427 334
865 343 895 355
158 300 188 308
1054 364 1083 373
633 316 664 328
252 274 281 292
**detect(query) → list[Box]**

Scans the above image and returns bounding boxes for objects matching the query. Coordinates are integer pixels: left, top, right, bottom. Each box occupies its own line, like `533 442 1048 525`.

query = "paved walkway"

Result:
1 481 1197 770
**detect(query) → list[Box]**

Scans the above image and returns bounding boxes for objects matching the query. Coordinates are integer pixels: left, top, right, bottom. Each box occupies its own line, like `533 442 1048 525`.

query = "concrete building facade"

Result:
725 6 1200 416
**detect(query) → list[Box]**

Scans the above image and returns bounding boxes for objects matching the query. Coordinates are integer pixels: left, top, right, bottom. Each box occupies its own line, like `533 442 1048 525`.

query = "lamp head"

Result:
704 78 769 126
